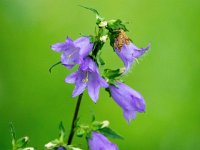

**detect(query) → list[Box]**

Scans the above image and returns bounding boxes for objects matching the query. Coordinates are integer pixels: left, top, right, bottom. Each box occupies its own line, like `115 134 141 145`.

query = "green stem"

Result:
67 93 83 145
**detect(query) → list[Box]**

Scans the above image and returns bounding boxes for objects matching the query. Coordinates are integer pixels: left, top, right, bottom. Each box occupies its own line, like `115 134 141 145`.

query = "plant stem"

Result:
67 93 83 145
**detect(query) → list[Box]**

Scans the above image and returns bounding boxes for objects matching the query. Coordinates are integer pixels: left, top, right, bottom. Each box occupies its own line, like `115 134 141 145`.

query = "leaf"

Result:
107 19 128 32
76 128 86 137
15 137 29 148
78 5 99 15
9 122 16 145
59 122 65 141
103 68 124 79
49 61 62 73
98 127 124 140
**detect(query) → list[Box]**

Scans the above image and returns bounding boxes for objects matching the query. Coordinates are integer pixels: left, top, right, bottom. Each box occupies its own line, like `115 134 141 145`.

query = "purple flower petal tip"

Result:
109 82 146 123
51 36 94 69
88 132 119 150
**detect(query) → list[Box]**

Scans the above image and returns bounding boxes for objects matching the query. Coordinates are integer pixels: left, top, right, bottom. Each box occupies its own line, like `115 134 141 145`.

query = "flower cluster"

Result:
50 6 150 150
51 9 149 123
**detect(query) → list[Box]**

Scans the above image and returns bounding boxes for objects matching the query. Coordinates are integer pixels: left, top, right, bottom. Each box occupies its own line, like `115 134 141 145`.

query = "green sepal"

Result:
15 137 29 148
96 52 105 66
104 68 125 80
49 61 62 73
10 122 16 146
78 5 104 24
92 121 103 131
107 19 128 32
76 128 86 137
59 122 65 141
98 127 124 140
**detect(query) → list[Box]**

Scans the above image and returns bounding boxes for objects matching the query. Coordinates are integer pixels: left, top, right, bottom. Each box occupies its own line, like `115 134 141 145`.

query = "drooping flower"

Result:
57 147 66 150
114 30 150 72
109 82 146 123
65 57 108 102
88 132 119 150
51 36 94 68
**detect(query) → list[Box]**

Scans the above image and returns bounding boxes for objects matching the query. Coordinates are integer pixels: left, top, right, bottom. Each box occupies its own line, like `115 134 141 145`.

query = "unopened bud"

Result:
101 120 110 128
45 142 56 149
100 35 108 43
99 21 107 27
23 148 34 150
24 136 29 142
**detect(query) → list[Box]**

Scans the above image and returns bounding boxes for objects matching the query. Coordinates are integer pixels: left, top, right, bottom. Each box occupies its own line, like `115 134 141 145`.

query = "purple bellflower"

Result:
109 82 146 123
65 57 108 103
88 132 119 150
51 36 94 68
57 147 65 150
114 30 150 72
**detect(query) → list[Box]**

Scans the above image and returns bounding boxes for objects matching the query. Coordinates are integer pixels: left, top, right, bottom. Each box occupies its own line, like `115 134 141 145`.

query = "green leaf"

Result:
104 68 125 79
59 122 65 141
76 128 86 137
15 137 29 148
9 122 16 146
98 127 124 140
107 19 128 32
49 61 62 73
78 5 99 15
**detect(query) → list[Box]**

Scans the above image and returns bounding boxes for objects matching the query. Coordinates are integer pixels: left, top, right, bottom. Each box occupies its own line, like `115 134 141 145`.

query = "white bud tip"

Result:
100 35 108 43
45 142 56 149
101 120 110 128
99 21 108 27
23 148 34 150
24 136 29 142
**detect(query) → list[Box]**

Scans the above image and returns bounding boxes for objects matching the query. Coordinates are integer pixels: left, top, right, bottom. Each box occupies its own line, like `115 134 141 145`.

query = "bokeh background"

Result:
1 0 200 149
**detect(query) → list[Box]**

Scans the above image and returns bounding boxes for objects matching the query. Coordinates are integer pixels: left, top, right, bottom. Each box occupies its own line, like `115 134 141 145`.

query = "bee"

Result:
114 30 130 52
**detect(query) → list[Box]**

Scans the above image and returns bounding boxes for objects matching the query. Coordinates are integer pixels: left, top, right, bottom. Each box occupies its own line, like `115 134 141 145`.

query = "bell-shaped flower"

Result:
65 57 108 102
51 36 94 68
109 82 146 123
88 132 119 150
114 30 150 72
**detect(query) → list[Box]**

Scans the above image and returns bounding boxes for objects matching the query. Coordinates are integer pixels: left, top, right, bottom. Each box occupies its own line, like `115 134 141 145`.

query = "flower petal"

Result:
109 82 146 123
88 132 119 150
65 72 78 84
51 42 67 52
74 36 93 58
132 43 150 58
88 73 101 103
72 82 87 97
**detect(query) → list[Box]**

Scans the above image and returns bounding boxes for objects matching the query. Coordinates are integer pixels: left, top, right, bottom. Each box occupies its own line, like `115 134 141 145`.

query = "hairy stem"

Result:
67 93 83 145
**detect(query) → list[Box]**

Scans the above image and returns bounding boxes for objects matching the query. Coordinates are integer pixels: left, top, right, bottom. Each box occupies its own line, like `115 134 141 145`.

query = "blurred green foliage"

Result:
0 0 200 149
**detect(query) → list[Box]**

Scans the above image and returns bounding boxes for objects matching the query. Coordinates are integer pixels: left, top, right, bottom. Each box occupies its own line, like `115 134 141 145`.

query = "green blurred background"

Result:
0 0 200 149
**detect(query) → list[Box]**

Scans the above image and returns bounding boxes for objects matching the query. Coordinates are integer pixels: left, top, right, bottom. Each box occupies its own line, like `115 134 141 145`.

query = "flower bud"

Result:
99 21 107 27
23 148 34 150
101 120 110 128
45 142 56 149
100 35 108 43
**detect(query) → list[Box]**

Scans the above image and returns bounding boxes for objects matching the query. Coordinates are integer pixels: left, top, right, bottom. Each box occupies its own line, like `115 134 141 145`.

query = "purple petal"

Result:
72 83 87 97
88 73 101 103
65 72 78 84
72 70 87 97
51 42 67 52
74 36 93 58
80 57 98 72
109 82 146 123
51 37 75 52
88 132 119 150
132 43 150 58
115 42 150 73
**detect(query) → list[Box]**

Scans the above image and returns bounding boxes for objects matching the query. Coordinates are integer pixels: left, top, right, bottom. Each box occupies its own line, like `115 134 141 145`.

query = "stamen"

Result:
82 71 89 83
67 49 78 58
